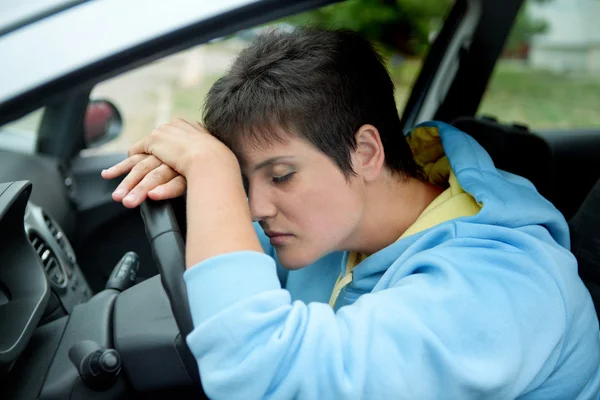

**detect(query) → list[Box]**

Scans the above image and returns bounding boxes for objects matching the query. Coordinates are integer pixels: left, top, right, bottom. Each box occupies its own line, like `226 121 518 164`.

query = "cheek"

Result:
276 186 361 270
304 189 358 239
282 179 362 248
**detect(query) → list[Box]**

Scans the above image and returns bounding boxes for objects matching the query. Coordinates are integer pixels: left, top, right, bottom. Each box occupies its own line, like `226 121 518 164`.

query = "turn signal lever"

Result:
69 340 121 391
105 251 139 292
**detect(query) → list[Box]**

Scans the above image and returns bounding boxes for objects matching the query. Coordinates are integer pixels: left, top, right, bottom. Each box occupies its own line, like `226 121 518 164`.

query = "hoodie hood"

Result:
423 121 568 248
344 120 570 300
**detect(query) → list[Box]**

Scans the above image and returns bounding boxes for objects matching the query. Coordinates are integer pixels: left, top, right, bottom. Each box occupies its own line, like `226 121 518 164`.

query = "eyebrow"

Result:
250 156 295 172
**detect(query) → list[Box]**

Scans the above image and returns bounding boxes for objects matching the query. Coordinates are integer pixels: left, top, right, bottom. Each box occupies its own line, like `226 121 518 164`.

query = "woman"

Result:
102 28 600 399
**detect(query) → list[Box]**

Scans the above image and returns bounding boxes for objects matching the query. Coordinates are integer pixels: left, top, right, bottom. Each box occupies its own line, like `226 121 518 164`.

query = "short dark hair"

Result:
203 27 420 178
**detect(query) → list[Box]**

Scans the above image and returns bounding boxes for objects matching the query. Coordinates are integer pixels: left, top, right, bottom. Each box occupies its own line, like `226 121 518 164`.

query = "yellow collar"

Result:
328 125 482 309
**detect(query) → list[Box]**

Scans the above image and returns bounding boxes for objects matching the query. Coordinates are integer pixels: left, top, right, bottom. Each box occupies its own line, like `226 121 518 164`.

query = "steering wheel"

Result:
139 198 200 384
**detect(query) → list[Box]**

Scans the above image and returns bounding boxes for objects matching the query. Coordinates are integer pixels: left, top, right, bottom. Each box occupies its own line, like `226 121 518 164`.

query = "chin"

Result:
276 248 321 270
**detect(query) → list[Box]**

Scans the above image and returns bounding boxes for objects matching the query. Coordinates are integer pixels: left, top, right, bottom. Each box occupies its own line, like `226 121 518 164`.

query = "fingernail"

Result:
113 189 126 198
150 187 162 196
125 193 137 203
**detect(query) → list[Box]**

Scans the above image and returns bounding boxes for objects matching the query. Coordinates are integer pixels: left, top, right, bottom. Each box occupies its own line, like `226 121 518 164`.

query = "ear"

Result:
353 124 385 182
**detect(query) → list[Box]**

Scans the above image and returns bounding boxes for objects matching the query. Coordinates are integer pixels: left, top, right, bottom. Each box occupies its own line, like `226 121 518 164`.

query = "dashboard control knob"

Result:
69 340 121 391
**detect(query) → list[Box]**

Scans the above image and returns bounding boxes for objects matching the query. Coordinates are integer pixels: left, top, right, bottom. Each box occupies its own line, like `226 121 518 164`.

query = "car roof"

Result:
0 0 259 106
0 0 85 36
0 0 341 126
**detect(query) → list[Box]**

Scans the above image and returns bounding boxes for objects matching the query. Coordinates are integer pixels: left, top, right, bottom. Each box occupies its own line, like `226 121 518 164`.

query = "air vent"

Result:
43 214 76 265
28 232 66 287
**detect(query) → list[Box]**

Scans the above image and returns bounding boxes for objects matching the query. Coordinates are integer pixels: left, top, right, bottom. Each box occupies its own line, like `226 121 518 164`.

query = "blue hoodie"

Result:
184 121 600 399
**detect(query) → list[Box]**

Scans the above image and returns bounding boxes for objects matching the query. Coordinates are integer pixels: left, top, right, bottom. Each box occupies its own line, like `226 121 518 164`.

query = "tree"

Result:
284 0 399 45
505 0 552 54
283 0 551 56
284 0 452 55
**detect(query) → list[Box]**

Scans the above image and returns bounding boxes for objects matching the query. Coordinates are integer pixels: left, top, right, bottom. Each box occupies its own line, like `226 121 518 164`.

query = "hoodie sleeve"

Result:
253 222 288 288
184 241 570 400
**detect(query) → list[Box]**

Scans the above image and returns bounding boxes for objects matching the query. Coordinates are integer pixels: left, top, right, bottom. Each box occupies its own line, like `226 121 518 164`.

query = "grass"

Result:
170 58 600 131
391 59 600 129
478 62 600 129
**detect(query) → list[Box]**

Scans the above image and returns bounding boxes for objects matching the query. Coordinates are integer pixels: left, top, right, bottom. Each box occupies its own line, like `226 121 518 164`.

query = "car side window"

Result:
84 1 455 155
83 41 239 156
0 108 45 154
478 0 600 129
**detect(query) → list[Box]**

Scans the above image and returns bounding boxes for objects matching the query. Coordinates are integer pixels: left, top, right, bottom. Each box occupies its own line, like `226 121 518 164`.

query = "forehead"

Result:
237 135 318 168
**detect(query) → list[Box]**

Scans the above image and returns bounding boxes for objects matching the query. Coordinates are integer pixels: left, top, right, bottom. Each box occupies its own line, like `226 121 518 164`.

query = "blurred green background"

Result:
77 0 600 154
172 0 599 131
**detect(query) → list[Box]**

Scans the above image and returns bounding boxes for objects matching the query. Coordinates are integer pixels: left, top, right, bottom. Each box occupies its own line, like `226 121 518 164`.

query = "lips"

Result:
264 230 287 238
263 230 294 246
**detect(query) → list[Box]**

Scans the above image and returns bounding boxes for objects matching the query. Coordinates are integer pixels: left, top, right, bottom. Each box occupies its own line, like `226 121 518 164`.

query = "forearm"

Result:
184 156 263 268
183 244 566 399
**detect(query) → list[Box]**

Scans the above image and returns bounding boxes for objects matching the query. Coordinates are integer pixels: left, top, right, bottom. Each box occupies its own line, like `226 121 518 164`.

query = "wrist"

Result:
185 171 261 267
186 150 241 180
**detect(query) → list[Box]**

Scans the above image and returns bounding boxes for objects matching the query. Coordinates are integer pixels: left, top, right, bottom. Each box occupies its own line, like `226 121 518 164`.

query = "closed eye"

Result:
272 172 295 184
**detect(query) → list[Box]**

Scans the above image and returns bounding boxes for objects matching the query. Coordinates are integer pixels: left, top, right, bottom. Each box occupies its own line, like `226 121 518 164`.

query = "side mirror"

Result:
84 100 123 148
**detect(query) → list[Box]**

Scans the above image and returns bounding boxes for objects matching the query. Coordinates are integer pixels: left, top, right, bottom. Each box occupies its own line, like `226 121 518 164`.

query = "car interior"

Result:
0 0 598 399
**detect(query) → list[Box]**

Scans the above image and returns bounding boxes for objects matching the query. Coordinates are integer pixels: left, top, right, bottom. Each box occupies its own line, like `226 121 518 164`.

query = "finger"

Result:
112 156 162 201
148 176 187 201
122 164 179 208
101 154 149 180
128 122 182 158
128 134 151 157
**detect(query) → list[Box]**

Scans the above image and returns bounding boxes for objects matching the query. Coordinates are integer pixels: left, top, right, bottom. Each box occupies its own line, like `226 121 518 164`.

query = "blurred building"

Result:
530 0 600 74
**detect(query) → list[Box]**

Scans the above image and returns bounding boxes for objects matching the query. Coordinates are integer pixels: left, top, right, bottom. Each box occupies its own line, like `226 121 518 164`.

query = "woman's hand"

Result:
101 118 238 208
101 117 260 266
101 154 186 208
128 118 237 176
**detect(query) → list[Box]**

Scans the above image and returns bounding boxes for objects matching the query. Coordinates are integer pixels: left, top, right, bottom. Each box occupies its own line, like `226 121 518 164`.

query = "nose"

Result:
248 184 277 222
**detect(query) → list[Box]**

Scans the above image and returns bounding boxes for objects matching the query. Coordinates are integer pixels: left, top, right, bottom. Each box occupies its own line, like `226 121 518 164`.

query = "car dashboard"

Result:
0 181 103 399
25 201 92 317
1 180 200 400
0 181 49 378
0 180 90 366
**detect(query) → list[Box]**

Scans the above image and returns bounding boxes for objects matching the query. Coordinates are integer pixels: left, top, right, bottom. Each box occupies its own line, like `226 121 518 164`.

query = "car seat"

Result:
452 116 600 322
451 116 555 205
569 179 600 322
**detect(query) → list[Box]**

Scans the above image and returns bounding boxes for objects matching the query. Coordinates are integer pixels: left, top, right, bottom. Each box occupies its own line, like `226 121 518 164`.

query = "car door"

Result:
0 1 351 293
0 0 508 294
